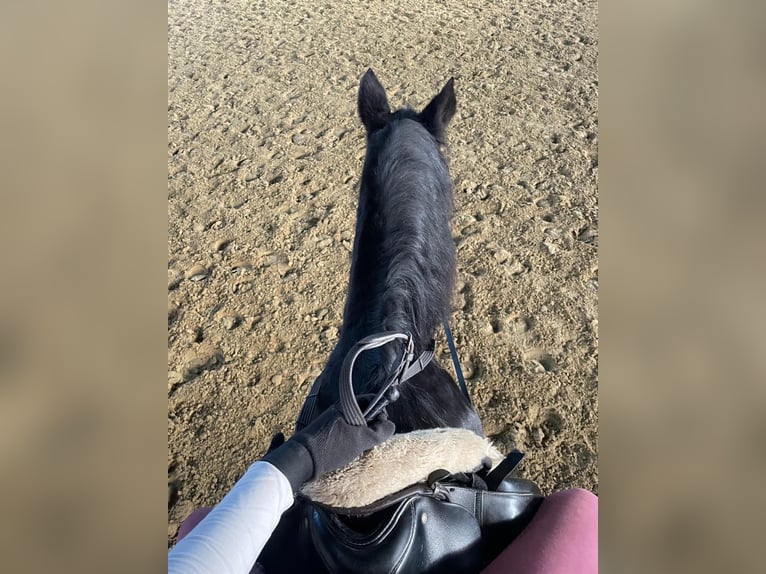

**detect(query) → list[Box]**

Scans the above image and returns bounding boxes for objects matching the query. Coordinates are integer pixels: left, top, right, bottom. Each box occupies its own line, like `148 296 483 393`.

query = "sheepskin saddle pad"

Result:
301 427 502 509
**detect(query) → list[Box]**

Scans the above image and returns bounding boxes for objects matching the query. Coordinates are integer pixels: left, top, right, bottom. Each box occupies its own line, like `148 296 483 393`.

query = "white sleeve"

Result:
168 461 294 574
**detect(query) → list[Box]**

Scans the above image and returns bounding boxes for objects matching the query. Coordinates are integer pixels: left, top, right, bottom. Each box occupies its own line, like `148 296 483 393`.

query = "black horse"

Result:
255 73 545 574
302 69 482 436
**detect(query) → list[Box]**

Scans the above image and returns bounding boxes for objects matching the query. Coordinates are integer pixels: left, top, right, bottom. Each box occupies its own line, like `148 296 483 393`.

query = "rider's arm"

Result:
168 460 292 574
168 405 395 574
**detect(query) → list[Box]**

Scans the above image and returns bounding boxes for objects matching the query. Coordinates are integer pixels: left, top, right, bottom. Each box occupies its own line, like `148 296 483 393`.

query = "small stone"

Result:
545 227 563 239
321 326 339 341
227 196 248 209
185 264 208 281
461 180 478 193
271 374 283 385
232 281 252 294
493 249 510 264
529 360 546 374
277 263 292 277
214 238 232 252
507 260 526 276
231 260 251 272
221 314 240 330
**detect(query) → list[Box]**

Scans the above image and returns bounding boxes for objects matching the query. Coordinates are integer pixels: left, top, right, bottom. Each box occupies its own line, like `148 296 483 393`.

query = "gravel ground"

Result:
168 0 598 546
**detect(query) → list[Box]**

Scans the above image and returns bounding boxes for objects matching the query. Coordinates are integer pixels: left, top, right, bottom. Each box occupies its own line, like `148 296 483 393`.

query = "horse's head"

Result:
358 69 457 145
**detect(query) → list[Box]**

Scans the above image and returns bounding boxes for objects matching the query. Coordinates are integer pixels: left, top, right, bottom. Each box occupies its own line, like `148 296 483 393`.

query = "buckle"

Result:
361 333 414 421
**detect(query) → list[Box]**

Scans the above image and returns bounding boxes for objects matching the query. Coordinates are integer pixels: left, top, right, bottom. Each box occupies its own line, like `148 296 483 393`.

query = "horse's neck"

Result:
341 182 435 350
341 187 389 333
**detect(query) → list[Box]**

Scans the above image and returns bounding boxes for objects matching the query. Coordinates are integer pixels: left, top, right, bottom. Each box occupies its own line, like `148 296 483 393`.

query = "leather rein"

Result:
296 323 470 431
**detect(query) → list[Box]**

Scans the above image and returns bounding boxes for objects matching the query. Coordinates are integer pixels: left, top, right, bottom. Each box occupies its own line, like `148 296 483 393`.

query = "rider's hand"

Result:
262 403 395 492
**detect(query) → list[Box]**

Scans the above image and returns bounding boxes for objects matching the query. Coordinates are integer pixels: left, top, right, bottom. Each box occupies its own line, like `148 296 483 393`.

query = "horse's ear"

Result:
358 69 391 133
419 78 457 143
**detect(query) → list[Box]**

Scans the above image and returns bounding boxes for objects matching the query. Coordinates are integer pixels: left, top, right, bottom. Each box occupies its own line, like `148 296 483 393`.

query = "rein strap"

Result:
295 323 471 431
443 322 471 404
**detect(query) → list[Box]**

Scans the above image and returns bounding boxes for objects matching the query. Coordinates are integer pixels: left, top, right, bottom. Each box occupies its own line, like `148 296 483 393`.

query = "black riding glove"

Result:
262 404 395 492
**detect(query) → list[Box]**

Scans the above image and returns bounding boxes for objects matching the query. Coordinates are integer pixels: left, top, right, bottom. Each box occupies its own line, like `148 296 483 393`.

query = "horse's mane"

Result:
365 117 456 349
